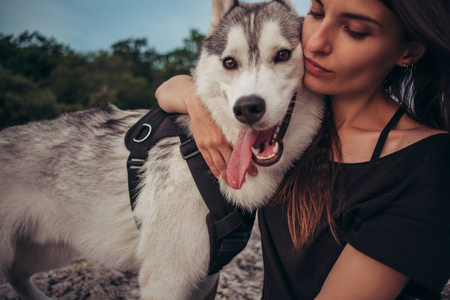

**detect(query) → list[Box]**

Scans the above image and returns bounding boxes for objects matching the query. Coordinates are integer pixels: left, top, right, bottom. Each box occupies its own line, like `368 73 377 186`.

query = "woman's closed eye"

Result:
345 27 369 39
307 10 324 18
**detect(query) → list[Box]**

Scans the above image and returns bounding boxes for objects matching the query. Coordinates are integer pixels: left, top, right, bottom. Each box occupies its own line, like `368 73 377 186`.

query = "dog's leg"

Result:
138 243 211 300
138 265 218 300
7 239 75 300
136 211 212 300
190 273 220 300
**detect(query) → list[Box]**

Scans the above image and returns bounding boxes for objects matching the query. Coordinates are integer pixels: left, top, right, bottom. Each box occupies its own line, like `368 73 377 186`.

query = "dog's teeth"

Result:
257 153 275 160
251 146 260 156
273 142 279 153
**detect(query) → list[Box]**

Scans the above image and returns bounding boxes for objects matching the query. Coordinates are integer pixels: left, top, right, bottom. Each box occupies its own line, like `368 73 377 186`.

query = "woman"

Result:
156 0 450 298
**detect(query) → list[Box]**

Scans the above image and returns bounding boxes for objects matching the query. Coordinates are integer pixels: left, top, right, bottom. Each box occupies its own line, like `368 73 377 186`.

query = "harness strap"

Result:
124 108 255 275
178 131 256 275
125 108 178 209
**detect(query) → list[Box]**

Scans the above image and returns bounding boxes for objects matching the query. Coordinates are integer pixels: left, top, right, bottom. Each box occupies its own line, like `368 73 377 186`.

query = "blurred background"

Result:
0 0 311 130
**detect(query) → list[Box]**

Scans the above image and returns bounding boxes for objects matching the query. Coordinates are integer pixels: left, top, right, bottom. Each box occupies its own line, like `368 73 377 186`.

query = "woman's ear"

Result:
398 41 427 66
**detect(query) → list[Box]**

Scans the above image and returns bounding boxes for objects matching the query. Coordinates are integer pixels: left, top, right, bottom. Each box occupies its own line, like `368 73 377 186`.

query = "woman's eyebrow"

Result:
314 0 324 6
340 12 384 28
313 0 383 28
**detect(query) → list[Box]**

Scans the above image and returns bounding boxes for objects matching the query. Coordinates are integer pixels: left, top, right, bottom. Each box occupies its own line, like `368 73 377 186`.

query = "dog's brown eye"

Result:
275 50 291 62
223 57 237 70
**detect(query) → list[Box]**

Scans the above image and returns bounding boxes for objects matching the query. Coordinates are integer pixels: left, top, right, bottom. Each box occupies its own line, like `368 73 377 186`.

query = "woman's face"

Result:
302 0 409 97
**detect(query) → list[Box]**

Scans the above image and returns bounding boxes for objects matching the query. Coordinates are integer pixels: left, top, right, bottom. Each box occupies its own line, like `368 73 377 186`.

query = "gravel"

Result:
1 224 449 299
0 225 263 300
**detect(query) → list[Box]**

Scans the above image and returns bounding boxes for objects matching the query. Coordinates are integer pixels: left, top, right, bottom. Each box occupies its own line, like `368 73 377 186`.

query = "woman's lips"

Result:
304 57 333 76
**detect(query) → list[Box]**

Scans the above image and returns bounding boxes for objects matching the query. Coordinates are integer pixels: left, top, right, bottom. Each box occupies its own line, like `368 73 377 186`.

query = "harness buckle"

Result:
180 137 200 160
127 157 145 170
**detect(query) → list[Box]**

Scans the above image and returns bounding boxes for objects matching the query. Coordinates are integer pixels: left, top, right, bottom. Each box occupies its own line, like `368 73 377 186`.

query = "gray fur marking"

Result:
204 1 301 67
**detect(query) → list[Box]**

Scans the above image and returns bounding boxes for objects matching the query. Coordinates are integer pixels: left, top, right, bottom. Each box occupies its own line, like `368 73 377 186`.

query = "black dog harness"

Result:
124 108 255 275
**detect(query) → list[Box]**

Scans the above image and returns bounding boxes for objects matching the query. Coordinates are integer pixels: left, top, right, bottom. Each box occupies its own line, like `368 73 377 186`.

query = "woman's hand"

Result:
156 75 258 182
186 93 233 182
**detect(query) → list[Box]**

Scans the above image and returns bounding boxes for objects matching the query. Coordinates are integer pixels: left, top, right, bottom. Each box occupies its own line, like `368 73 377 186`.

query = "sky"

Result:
0 0 311 54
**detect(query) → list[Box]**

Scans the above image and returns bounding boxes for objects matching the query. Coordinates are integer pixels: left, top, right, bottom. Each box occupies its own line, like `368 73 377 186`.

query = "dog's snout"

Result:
233 96 266 125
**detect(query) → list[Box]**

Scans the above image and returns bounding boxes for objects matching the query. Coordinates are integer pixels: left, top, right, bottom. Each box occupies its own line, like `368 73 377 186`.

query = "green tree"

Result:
158 29 205 77
0 66 60 129
0 31 71 82
0 29 205 130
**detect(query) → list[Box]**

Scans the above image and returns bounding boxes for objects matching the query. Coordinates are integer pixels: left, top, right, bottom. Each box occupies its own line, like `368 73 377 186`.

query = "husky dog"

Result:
0 0 324 299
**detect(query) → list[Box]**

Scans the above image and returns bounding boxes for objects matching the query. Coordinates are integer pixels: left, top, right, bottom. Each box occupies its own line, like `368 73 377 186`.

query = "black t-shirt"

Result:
259 133 450 300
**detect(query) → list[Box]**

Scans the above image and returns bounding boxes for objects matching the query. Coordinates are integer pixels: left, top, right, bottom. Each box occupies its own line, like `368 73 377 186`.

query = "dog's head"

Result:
194 0 318 190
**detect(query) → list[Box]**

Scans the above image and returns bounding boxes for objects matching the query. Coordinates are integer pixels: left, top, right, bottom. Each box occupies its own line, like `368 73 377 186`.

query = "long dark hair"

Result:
273 0 450 250
382 0 450 131
273 98 343 249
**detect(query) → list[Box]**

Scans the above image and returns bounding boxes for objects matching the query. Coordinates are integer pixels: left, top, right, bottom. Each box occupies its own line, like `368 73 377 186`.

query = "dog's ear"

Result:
209 0 238 35
273 0 296 11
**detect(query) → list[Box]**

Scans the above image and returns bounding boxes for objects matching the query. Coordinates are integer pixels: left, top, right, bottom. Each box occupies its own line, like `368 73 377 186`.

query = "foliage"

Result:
0 29 205 129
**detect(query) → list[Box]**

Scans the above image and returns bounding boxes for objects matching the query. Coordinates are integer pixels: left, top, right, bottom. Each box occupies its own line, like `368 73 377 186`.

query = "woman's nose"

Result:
305 23 332 55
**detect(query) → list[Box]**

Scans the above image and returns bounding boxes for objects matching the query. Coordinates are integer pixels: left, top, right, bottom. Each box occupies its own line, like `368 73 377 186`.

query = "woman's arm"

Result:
156 75 255 182
315 244 410 300
155 75 192 113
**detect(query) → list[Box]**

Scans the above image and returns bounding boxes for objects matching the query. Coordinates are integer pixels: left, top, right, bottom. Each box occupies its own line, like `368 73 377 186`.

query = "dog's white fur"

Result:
0 0 324 299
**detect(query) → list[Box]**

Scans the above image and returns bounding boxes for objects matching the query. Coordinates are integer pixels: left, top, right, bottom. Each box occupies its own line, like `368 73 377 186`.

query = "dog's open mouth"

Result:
227 93 297 189
251 125 284 166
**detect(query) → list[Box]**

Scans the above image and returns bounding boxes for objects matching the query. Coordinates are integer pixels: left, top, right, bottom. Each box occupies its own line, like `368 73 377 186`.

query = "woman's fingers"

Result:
182 85 259 184
208 149 228 182
187 94 233 178
198 148 220 179
213 144 233 182
156 75 259 184
196 132 232 181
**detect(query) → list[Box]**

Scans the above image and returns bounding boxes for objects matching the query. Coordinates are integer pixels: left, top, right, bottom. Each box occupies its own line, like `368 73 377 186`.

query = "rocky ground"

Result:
1 224 449 299
0 225 263 300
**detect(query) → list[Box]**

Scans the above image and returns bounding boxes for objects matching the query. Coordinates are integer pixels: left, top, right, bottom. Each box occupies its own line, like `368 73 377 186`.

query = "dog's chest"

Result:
134 138 209 223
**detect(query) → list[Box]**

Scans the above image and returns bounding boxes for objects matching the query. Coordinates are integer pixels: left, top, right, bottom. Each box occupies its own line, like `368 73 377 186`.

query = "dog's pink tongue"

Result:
227 130 258 190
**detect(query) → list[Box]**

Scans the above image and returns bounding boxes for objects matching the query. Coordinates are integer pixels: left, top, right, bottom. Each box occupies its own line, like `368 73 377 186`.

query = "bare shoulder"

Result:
398 114 447 145
337 107 448 162
384 114 448 157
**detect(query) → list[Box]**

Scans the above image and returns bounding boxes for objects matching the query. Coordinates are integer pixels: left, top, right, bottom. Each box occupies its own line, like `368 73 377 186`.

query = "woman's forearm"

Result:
155 74 257 183
155 75 194 114
155 74 232 180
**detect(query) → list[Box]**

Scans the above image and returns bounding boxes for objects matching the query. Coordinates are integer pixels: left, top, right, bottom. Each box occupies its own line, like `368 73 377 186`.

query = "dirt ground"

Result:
1 224 449 299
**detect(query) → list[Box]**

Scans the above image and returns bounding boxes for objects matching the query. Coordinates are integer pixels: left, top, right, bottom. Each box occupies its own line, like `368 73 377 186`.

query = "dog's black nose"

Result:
233 96 266 125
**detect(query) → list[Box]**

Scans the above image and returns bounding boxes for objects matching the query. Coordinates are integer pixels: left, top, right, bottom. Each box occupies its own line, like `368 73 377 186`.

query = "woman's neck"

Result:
331 90 398 131
330 90 402 163
330 89 445 163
